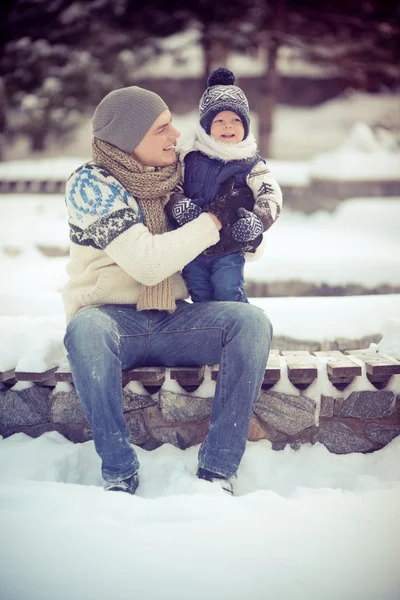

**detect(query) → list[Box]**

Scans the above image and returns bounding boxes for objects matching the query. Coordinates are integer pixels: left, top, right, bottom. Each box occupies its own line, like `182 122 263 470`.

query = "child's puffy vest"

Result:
183 151 264 255
183 151 261 207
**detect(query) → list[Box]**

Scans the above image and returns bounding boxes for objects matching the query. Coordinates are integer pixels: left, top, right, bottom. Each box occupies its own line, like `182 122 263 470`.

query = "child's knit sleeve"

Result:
246 160 283 232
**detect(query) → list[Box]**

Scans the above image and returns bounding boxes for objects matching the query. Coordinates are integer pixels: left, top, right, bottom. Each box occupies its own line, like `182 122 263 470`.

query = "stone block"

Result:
271 440 287 451
334 397 343 416
364 423 400 446
50 388 86 423
0 421 93 444
123 388 156 412
143 405 171 429
289 426 316 450
248 415 271 442
317 421 378 454
150 420 209 450
340 391 395 419
159 389 212 423
248 415 286 443
0 387 52 427
320 396 335 418
149 426 188 449
125 411 149 446
255 391 316 436
143 405 209 449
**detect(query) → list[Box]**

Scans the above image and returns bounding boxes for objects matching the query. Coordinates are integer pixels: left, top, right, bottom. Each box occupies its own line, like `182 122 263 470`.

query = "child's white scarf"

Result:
177 123 258 163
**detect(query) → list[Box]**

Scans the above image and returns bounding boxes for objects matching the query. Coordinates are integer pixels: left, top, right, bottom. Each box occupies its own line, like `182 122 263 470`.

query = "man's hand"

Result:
208 213 222 231
171 198 203 226
232 208 264 241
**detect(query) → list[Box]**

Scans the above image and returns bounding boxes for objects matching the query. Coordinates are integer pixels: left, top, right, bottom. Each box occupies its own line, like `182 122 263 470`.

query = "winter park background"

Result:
1 3 400 600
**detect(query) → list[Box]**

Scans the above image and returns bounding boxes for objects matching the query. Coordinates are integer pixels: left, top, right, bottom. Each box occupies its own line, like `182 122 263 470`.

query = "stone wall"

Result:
281 180 400 214
1 382 399 455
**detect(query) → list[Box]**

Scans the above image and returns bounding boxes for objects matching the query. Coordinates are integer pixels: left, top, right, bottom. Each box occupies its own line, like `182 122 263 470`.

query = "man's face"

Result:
210 110 245 144
132 110 180 167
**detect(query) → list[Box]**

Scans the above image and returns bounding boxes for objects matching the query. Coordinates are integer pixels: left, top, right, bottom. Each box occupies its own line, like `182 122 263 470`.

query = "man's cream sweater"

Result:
62 163 219 322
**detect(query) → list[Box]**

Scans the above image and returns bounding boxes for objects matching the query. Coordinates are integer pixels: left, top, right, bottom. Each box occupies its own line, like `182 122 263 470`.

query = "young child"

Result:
167 67 283 303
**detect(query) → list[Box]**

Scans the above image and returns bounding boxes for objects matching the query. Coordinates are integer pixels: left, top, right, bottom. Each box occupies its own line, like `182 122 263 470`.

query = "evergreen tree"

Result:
234 0 400 155
0 0 191 151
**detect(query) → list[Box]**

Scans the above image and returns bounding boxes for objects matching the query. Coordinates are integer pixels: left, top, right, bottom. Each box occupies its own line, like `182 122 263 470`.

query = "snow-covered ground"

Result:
247 197 400 287
0 432 400 600
2 193 400 291
2 46 400 600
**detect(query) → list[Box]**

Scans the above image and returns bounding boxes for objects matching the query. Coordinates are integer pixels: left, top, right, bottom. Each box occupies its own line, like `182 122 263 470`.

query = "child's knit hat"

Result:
92 86 168 153
199 68 250 140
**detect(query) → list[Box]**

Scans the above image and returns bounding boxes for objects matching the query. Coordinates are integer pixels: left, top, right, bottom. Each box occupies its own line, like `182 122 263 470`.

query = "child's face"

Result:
210 111 245 144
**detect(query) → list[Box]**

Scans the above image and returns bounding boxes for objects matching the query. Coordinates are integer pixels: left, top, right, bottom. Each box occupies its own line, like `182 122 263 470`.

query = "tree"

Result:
0 0 192 151
235 0 400 156
2 0 398 154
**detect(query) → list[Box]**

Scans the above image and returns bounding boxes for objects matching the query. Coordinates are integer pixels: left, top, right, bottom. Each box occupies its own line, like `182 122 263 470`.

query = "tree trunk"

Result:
202 23 230 85
257 0 286 158
0 78 7 161
31 132 46 152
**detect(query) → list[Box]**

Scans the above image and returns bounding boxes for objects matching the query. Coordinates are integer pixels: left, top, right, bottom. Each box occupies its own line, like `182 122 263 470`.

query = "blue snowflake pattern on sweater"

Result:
68 167 132 224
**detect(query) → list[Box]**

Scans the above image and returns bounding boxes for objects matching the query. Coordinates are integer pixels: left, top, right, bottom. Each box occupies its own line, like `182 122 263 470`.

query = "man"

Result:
63 85 273 496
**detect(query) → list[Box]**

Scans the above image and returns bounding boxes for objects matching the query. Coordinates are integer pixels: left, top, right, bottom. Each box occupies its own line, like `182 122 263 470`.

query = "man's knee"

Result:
64 308 118 354
219 302 272 347
237 303 272 339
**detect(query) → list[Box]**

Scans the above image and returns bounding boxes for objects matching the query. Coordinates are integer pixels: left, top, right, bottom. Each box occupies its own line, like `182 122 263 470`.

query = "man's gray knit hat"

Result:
92 86 168 153
199 68 250 139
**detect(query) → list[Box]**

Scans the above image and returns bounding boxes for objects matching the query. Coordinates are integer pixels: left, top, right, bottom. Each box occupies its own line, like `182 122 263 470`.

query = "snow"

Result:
245 198 400 287
253 296 400 345
0 432 399 600
1 52 400 600
374 318 400 357
266 158 310 186
0 158 87 181
309 123 400 180
1 194 400 289
271 92 399 160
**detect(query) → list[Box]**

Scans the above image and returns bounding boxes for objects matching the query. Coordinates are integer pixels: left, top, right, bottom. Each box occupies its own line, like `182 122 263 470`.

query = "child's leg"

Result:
183 255 215 302
211 252 248 302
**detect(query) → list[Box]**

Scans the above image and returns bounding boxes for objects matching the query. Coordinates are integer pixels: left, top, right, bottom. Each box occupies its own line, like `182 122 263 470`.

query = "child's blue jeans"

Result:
183 251 248 303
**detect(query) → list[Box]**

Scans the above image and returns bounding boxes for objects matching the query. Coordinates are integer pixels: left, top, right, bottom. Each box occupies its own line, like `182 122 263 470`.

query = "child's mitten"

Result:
231 207 264 241
171 198 203 225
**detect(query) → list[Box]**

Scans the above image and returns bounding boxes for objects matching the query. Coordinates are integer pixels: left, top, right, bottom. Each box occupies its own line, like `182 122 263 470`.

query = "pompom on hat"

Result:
92 86 168 153
199 68 250 140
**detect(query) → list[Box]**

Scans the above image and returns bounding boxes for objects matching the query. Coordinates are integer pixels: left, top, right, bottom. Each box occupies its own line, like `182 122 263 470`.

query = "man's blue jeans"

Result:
64 300 272 483
183 252 248 303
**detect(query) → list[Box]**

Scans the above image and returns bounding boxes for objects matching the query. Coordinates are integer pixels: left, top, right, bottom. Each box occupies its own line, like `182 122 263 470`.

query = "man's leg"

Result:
210 252 248 303
64 305 150 484
147 301 272 478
